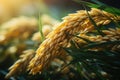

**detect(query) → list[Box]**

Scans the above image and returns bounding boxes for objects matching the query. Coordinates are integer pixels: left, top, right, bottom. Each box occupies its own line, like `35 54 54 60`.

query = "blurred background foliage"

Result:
0 0 120 22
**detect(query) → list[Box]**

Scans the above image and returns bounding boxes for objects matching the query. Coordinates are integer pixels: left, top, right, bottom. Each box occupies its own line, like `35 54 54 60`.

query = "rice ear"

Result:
5 49 35 79
28 8 120 74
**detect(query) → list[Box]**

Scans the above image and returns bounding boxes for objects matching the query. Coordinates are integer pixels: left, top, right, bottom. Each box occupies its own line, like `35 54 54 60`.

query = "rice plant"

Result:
0 0 120 80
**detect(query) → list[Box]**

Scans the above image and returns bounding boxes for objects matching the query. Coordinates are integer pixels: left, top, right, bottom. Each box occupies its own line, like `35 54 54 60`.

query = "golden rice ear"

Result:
0 16 37 45
5 49 35 79
28 8 120 75
74 28 120 51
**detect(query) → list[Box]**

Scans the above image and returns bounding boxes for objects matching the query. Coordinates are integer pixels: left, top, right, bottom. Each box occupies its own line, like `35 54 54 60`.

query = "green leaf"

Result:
76 35 94 43
83 5 105 36
74 0 120 16
38 13 45 42
90 0 106 5
83 41 120 49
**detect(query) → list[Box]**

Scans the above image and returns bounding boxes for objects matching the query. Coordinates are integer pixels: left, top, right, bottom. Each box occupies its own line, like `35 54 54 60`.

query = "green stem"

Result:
38 12 45 42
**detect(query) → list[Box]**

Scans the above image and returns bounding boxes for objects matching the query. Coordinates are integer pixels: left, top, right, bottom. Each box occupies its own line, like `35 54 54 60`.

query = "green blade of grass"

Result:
38 12 45 42
76 62 90 80
83 5 105 36
90 0 106 6
83 40 120 49
75 35 94 43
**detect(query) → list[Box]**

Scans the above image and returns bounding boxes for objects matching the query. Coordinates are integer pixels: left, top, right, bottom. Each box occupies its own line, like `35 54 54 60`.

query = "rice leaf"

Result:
83 5 105 36
38 13 45 42
74 0 120 16
83 41 120 49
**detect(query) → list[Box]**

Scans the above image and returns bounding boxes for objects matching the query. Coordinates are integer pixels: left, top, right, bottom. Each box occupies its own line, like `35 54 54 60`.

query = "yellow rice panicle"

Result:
28 8 120 74
0 16 37 45
5 49 35 79
75 28 120 51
